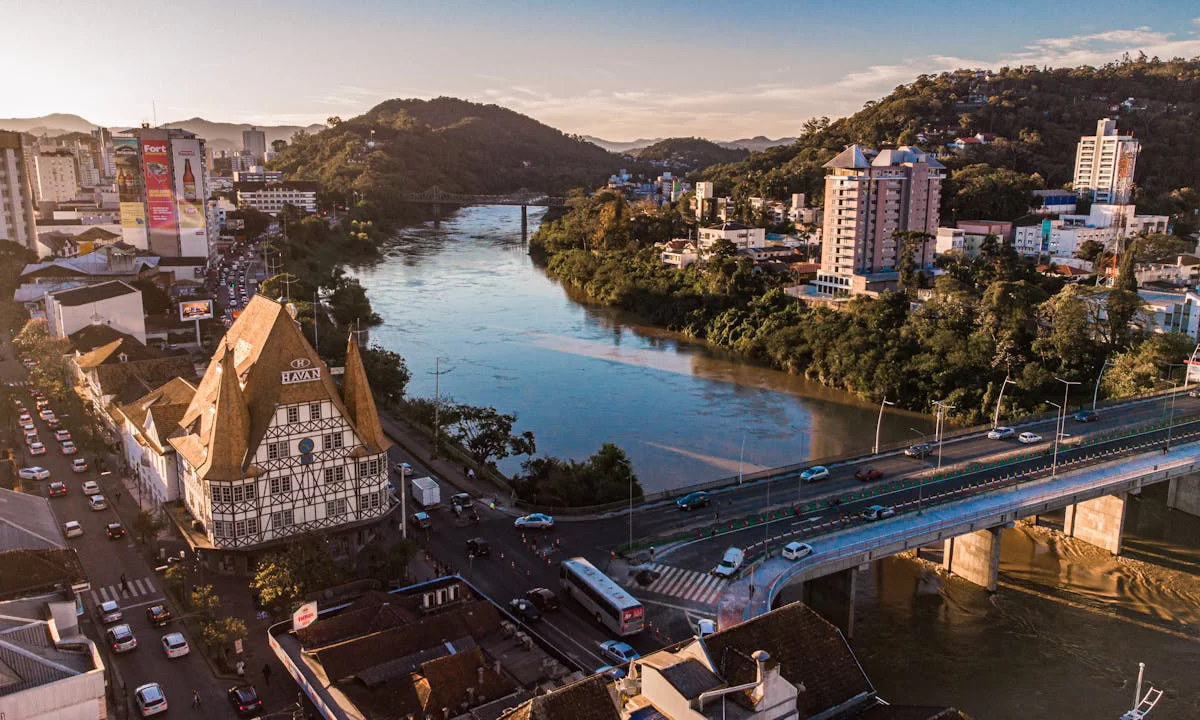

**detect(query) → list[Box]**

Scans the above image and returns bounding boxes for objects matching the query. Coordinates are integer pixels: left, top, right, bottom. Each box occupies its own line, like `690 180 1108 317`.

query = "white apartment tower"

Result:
31 151 79 205
0 131 39 253
1073 118 1139 204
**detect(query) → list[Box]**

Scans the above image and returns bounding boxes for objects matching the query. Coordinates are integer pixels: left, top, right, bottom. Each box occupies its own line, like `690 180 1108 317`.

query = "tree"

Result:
1103 333 1195 397
270 139 288 154
361 345 411 404
201 616 247 661
329 278 382 328
190 584 220 621
163 564 187 595
894 231 922 294
1076 239 1105 264
945 164 1042 221
132 509 164 545
250 554 303 610
250 539 340 611
444 404 520 466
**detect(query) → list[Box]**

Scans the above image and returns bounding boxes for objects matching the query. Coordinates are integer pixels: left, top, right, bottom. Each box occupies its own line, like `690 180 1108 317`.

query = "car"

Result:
466 537 490 557
47 481 67 497
54 429 71 442
99 600 122 623
595 665 627 680
800 466 830 483
854 467 883 481
18 413 31 424
987 426 1015 440
72 458 88 473
81 480 100 494
45 417 60 429
514 513 555 529
146 603 172 626
508 598 542 623
106 522 126 540
782 541 814 561
28 441 46 455
599 640 640 665
1018 432 1043 444
134 682 168 716
1073 409 1099 423
24 431 39 445
905 443 933 458
160 632 189 658
62 520 83 538
60 440 78 455
696 618 717 637
412 511 432 529
89 494 107 511
450 492 473 512
20 422 35 433
861 505 896 521
38 409 54 420
227 685 264 717
712 547 745 578
394 461 413 476
1189 389 1200 398
525 587 559 611
35 399 50 410
18 466 49 480
107 623 137 652
675 491 711 510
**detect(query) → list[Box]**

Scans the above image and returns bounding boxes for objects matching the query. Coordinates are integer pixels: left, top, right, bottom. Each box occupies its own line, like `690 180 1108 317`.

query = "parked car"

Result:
28 441 46 455
854 467 883 481
1073 409 1099 423
450 493 472 512
47 481 67 497
99 600 122 623
134 682 168 716
782 541 814 561
514 513 555 529
696 618 717 637
466 537 490 557
675 491 711 510
905 443 933 458
800 466 830 483
712 547 745 578
508 598 542 623
62 520 83 538
1189 389 1200 398
987 426 1015 440
106 522 126 540
60 440 77 455
54 429 71 442
861 505 896 521
161 632 189 658
107 623 137 652
525 587 559 611
146 604 172 627
89 495 108 511
227 685 264 718
599 640 640 665
411 511 432 530
81 480 100 494
72 458 88 473
18 466 49 481
1018 432 1043 444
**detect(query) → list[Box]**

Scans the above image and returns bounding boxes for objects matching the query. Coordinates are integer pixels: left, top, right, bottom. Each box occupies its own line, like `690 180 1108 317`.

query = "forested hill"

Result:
702 60 1200 235
634 137 749 171
269 97 625 216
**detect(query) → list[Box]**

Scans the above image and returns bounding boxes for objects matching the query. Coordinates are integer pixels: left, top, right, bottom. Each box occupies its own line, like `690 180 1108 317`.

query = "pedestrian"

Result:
649 546 655 561
463 465 469 479
748 582 755 596
191 689 201 709
236 660 245 678
468 468 476 481
115 490 122 503
262 663 272 685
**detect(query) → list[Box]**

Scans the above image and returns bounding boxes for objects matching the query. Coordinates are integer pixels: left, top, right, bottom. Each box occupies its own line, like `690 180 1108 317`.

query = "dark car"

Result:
904 443 933 458
106 522 126 540
508 598 541 623
227 685 264 717
146 604 172 627
450 493 472 512
466 537 490 557
47 481 67 497
525 587 559 611
675 491 711 511
855 467 884 481
1073 409 1099 422
412 511 432 530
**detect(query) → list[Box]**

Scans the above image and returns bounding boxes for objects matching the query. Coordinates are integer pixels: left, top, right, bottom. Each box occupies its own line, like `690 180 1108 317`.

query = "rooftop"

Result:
48 280 139 307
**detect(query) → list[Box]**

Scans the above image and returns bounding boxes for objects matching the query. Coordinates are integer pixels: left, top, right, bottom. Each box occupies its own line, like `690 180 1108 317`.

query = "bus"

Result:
559 557 644 636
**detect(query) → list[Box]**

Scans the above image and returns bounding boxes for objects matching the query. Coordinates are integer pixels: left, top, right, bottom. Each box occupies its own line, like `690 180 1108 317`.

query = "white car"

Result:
514 513 555 529
987 426 1015 440
81 480 100 494
107 623 137 653
160 632 190 658
800 466 829 483
28 442 46 455
134 683 168 716
99 600 122 623
62 520 83 538
72 458 88 473
54 429 71 442
88 494 107 511
712 547 745 577
861 505 896 521
599 640 640 664
18 466 50 481
782 541 814 561
696 618 717 637
60 440 78 455
1018 432 1043 444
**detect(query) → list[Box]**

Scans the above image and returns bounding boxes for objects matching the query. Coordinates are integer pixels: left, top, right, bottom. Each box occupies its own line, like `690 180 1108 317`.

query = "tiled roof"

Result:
342 337 390 454
0 550 86 600
49 280 138 307
654 657 723 700
498 675 620 720
74 336 161 369
116 377 197 454
67 324 135 353
297 591 419 648
824 144 871 170
155 256 208 266
84 355 197 405
199 348 251 482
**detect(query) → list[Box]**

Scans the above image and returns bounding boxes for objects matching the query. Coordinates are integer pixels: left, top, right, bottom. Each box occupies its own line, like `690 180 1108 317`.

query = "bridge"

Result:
395 186 566 240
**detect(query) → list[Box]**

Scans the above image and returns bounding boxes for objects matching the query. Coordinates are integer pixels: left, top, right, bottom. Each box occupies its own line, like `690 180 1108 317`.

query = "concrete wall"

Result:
800 567 856 637
1063 492 1127 555
1167 474 1200 518
943 527 1001 591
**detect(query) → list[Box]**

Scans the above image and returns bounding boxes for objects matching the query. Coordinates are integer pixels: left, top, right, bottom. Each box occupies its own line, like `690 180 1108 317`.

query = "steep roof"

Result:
341 336 390 454
824 144 871 170
197 348 251 481
498 674 620 720
116 377 197 454
74 335 162 369
67 324 138 353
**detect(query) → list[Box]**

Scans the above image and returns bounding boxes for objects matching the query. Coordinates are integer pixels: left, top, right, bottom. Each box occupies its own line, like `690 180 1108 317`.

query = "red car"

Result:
855 467 884 481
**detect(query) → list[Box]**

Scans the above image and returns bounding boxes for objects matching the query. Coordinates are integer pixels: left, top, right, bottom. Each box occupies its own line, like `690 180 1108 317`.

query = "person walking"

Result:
262 662 272 685
191 689 202 709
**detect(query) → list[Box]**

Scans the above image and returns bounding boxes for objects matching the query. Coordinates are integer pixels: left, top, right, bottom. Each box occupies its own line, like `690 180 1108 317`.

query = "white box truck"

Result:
411 476 441 507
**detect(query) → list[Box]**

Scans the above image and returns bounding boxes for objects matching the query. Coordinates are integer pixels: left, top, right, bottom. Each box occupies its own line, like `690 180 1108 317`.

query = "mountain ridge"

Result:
0 113 325 153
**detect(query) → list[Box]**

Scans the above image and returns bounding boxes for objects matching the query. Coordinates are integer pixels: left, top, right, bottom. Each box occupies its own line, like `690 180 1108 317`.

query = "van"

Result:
712 547 744 578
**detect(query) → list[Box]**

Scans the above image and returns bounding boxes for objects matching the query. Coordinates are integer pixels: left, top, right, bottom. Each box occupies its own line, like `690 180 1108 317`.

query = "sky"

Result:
4 0 1200 140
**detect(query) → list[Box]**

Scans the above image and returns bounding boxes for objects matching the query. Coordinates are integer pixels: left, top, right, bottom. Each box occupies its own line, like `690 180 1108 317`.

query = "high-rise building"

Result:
91 127 115 179
31 151 79 205
1073 118 1139 204
113 126 210 257
242 126 267 163
815 144 944 296
0 131 39 253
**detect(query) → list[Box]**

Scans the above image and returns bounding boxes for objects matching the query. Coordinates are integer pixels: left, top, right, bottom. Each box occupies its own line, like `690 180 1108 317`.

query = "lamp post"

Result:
992 375 1015 429
931 400 955 470
1054 377 1080 472
873 397 895 455
1092 357 1113 410
1166 378 1179 450
429 357 454 459
737 428 747 485
909 427 930 514
1046 401 1063 476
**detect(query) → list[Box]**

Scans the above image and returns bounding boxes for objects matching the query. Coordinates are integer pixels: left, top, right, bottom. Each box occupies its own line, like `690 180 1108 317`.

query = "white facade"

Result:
31 152 79 205
935 227 965 255
236 183 318 216
1073 118 1139 204
698 222 766 252
0 131 38 252
45 281 146 344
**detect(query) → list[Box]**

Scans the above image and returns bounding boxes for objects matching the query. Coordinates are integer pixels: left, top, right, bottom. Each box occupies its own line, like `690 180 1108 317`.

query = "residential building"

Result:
1135 255 1200 287
1032 189 1078 215
167 295 391 569
19 242 157 288
816 144 944 296
698 222 766 253
69 326 197 427
232 166 284 184
242 126 267 163
30 151 78 206
748 197 788 225
44 280 146 344
113 126 210 257
1073 118 1139 204
0 131 39 253
113 377 197 505
956 219 1012 241
659 240 700 268
235 181 319 216
695 181 715 221
91 126 115 179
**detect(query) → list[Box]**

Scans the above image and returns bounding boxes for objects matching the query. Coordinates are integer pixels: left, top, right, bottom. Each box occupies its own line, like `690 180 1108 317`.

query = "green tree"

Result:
444 404 521 466
200 616 247 661
1103 333 1195 396
131 509 164 545
1076 239 1105 264
250 539 340 611
250 555 303 610
361 345 410 404
329 278 382 328
190 584 220 621
163 564 187 595
945 164 1042 221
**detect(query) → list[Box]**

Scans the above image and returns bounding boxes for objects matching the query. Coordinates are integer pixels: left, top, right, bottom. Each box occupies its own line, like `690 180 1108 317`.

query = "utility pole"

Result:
874 397 895 455
931 400 955 470
429 357 454 459
1093 357 1113 410
992 375 1014 429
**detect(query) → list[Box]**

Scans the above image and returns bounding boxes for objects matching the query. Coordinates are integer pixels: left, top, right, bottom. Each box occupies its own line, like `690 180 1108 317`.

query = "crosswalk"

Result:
638 564 726 605
90 577 158 605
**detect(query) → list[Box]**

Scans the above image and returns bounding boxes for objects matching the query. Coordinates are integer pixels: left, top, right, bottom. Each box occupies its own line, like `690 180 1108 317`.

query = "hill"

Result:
634 137 749 172
701 60 1200 235
270 97 626 216
581 135 663 153
0 113 99 136
718 136 797 152
160 118 325 153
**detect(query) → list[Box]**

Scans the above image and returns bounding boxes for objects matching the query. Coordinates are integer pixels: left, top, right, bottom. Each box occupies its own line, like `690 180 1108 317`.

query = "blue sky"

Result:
4 0 1199 139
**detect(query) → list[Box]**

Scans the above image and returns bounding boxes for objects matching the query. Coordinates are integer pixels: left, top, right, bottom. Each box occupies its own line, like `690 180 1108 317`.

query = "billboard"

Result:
113 137 145 230
292 601 318 631
172 138 206 237
142 132 174 232
179 299 214 322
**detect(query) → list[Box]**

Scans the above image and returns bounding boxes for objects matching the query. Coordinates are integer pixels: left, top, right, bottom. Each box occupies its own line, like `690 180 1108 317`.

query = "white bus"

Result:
559 557 644 636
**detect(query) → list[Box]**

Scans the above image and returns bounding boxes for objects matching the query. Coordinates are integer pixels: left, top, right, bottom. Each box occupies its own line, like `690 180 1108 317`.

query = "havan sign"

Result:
281 358 320 384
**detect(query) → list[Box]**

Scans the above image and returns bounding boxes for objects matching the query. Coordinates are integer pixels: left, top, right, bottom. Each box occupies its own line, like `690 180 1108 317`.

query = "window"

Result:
267 441 290 460
324 466 346 485
213 521 232 538
246 517 259 535
269 476 292 494
211 487 221 503
232 485 243 502
244 483 256 500
309 403 322 420
360 491 382 511
287 406 299 424
322 432 344 450
234 519 247 537
326 499 348 518
271 510 294 529
220 486 233 503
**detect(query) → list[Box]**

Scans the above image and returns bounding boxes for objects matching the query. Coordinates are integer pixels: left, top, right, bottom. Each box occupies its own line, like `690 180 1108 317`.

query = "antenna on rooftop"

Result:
152 100 157 128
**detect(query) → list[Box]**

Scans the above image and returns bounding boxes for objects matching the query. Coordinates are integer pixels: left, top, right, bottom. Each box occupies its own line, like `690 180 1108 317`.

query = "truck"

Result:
410 476 441 507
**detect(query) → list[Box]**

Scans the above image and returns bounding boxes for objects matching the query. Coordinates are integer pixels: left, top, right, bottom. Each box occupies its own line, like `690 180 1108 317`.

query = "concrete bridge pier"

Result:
1063 492 1127 555
799 567 857 637
1167 473 1200 517
432 202 441 227
943 527 1001 591
521 204 528 242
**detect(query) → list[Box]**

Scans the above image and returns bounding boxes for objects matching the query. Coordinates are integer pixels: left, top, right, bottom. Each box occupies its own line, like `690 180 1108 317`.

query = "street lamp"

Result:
1092 357 1114 411
1046 401 1063 476
1166 378 1179 450
873 397 895 455
931 400 955 470
992 375 1015 430
1054 377 1081 471
909 427 931 514
737 428 747 485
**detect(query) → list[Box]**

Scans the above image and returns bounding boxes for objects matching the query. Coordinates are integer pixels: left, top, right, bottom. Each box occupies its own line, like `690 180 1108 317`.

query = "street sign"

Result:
292 601 318 630
234 638 244 654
